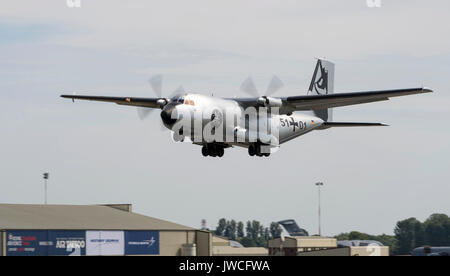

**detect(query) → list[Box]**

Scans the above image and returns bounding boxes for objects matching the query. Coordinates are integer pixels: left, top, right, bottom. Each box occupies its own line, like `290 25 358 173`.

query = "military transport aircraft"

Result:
61 59 432 157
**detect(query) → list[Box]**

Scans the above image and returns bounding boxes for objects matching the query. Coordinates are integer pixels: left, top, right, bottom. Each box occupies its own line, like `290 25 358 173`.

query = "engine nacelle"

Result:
156 98 169 108
257 96 282 108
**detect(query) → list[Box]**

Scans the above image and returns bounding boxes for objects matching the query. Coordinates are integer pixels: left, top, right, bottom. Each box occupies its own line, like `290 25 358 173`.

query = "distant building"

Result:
211 236 268 256
0 203 212 256
268 236 389 256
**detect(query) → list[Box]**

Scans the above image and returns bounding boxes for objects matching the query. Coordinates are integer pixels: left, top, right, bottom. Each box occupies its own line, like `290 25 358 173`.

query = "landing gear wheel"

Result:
202 144 225 157
255 144 262 157
209 144 217 157
216 147 225 157
248 144 256 156
202 146 208 157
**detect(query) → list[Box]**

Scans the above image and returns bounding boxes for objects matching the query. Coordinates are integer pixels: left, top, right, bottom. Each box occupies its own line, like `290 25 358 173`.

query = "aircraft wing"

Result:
60 95 161 108
282 87 432 111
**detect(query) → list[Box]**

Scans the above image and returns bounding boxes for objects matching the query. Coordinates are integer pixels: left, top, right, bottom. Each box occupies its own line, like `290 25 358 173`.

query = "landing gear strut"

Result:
248 143 270 157
202 144 225 157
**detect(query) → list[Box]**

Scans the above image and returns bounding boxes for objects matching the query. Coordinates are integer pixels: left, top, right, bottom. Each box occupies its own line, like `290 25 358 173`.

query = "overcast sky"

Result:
1 0 449 236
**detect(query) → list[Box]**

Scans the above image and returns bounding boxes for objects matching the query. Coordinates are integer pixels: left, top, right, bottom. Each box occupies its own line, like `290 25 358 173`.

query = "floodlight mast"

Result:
315 182 324 236
43 173 49 204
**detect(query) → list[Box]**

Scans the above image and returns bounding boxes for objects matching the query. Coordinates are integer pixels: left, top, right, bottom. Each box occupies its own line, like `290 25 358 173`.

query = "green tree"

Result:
348 231 369 240
237 221 245 238
394 217 424 255
241 220 269 247
258 225 264 238
269 222 282 238
334 233 350 241
247 220 261 241
240 236 256 247
263 227 270 240
224 220 231 239
229 220 237 240
245 221 252 238
423 213 450 246
215 218 227 237
335 232 398 255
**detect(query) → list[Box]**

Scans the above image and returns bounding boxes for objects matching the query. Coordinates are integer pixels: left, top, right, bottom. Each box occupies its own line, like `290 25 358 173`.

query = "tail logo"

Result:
309 60 329 95
308 58 334 121
312 61 328 95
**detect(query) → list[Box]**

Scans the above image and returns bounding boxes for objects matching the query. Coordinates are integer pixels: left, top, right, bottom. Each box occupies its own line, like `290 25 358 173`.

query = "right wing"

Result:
60 95 161 108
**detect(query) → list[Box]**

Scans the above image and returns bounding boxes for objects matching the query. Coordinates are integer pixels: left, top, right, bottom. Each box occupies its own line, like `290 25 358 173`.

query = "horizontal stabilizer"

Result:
318 122 388 129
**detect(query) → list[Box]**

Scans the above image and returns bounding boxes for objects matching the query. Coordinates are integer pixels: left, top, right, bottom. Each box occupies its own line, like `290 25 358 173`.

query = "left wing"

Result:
282 87 432 111
233 87 432 113
60 95 161 108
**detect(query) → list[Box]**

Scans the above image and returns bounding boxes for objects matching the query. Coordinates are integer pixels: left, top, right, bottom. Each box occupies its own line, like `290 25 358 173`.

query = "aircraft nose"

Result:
160 104 177 126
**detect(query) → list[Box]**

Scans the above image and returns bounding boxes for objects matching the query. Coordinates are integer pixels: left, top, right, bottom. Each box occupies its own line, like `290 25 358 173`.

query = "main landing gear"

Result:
202 144 225 157
248 143 270 157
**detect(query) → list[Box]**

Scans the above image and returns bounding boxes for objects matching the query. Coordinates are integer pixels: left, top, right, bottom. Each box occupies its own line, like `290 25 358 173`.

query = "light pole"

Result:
43 173 49 204
315 182 324 236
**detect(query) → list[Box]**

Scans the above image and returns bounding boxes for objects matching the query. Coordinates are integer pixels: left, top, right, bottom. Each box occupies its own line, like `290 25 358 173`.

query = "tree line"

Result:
213 219 283 247
326 213 450 255
212 213 449 255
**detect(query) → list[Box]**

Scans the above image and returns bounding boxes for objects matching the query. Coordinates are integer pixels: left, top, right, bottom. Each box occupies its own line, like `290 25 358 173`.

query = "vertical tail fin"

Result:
308 58 334 121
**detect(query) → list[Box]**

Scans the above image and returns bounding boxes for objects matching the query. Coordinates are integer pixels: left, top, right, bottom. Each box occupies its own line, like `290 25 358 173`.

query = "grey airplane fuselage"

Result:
164 93 324 148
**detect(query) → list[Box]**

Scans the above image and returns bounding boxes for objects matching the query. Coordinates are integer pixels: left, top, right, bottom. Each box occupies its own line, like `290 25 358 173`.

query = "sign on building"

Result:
125 231 159 255
6 230 86 256
48 231 86 256
6 230 49 256
86 231 124 256
6 230 160 255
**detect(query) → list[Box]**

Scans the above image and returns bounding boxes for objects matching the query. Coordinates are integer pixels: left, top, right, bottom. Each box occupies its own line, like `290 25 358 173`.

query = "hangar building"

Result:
0 203 212 256
268 236 389 256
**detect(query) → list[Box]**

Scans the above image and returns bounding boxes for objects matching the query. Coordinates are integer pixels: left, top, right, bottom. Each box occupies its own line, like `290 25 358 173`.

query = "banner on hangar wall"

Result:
125 230 159 255
6 230 160 255
6 230 86 256
86 231 125 256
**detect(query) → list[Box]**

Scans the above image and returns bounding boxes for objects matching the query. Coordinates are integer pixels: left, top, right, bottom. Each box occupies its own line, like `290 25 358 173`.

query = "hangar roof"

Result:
0 204 194 231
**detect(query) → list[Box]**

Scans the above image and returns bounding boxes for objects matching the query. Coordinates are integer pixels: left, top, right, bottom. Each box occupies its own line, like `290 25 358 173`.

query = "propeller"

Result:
240 77 259 97
137 75 186 120
137 75 186 131
265 75 284 96
240 75 284 97
149 74 163 97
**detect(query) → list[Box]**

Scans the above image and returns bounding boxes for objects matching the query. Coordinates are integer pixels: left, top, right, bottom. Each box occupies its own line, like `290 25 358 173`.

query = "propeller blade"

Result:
137 107 153 120
240 77 259 97
265 75 284 96
160 120 168 131
169 85 186 99
138 108 169 133
148 74 163 97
